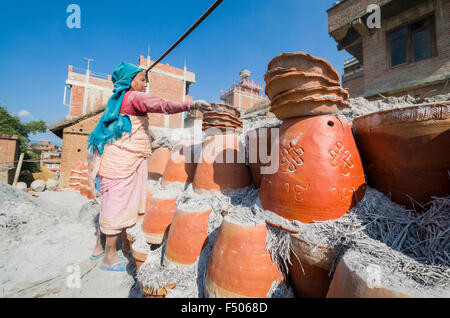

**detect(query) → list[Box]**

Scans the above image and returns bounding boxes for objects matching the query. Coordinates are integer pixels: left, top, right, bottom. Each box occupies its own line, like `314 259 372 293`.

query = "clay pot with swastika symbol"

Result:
259 115 366 223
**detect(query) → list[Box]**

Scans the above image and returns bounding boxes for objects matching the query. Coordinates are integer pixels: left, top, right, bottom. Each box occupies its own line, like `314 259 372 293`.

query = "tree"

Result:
0 106 47 152
0 106 47 178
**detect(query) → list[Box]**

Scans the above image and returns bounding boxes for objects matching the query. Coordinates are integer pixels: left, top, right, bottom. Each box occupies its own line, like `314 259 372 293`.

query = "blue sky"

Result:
0 0 351 145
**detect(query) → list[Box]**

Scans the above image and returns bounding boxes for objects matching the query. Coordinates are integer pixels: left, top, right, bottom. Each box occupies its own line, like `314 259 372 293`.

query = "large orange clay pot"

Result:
148 147 171 180
288 235 338 298
139 185 156 220
163 208 212 266
267 52 340 83
265 71 339 101
205 217 283 298
141 190 178 244
352 102 450 210
161 142 198 187
247 127 273 188
260 115 366 223
193 134 252 194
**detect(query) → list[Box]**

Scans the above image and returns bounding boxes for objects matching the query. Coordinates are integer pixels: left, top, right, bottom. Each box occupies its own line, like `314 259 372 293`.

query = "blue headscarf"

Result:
87 62 143 155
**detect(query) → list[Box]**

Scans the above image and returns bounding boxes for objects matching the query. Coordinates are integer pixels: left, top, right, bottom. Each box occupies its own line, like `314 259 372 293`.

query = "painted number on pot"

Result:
331 187 354 203
283 182 309 202
280 140 304 173
329 142 354 176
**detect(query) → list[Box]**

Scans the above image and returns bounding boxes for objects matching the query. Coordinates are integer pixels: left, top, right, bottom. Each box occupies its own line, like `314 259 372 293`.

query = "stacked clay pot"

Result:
163 206 212 267
139 184 156 221
161 141 198 188
352 102 450 210
202 103 243 134
205 216 283 298
69 161 83 191
141 189 178 244
193 134 252 194
148 147 171 180
265 52 350 120
260 115 366 223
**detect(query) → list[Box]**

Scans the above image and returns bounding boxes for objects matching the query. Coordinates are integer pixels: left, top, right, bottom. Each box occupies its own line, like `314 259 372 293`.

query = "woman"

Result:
88 62 211 271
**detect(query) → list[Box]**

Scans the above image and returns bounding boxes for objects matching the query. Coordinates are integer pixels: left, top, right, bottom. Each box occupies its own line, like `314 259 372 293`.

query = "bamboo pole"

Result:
12 152 24 186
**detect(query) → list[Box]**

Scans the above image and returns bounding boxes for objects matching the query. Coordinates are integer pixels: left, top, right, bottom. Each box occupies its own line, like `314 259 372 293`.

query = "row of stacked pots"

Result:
69 161 94 199
202 103 243 134
129 138 283 298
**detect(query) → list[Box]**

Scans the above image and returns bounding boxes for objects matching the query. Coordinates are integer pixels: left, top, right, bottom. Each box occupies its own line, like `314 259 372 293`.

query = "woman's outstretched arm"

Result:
128 91 191 115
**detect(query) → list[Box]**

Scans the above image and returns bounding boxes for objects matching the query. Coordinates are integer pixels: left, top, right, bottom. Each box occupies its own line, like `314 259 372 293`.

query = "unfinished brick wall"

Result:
59 113 103 188
363 0 450 97
343 70 365 98
0 135 19 184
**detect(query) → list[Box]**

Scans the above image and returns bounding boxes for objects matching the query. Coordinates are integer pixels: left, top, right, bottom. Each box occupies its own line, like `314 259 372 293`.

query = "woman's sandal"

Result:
99 258 128 272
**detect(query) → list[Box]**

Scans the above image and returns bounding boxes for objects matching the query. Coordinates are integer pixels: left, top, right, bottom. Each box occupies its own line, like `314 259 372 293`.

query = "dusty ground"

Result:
0 185 143 298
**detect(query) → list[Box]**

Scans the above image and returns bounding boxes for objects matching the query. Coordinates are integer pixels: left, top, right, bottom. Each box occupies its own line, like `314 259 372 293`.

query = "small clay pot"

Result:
270 96 350 120
140 282 175 298
210 103 241 118
148 147 171 180
352 102 450 210
205 217 283 298
192 134 252 194
259 115 366 223
163 208 212 266
288 235 338 298
247 127 273 188
203 117 243 128
141 191 178 244
267 52 340 83
162 142 198 187
131 248 148 270
203 111 243 127
271 86 349 108
265 71 340 101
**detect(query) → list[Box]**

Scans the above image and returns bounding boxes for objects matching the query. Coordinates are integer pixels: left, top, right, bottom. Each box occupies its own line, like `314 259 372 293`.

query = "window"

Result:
388 15 436 68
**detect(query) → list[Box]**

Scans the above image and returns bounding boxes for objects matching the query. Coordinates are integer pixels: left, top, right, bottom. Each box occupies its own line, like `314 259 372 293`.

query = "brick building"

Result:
51 55 196 188
328 0 450 98
0 135 20 184
220 70 267 112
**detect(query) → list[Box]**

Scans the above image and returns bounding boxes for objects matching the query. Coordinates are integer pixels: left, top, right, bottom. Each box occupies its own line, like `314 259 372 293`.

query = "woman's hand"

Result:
190 100 212 113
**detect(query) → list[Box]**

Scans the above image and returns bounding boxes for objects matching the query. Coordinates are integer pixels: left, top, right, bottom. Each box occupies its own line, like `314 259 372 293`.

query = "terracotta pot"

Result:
210 102 241 118
192 134 253 194
203 117 243 128
126 232 135 245
140 282 175 298
265 71 340 101
163 208 212 266
267 52 340 82
203 111 243 126
203 126 243 136
247 127 273 188
131 248 148 270
260 115 366 223
271 86 349 108
141 191 178 244
352 102 450 210
205 217 283 298
161 142 198 187
141 186 156 217
148 147 171 180
326 250 415 298
270 96 350 120
288 235 338 298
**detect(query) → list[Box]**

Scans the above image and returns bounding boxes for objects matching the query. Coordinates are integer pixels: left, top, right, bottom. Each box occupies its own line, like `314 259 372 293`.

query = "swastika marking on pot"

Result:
329 142 354 176
280 140 305 173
